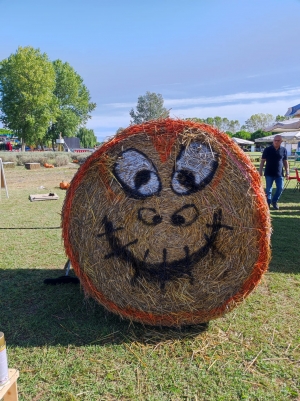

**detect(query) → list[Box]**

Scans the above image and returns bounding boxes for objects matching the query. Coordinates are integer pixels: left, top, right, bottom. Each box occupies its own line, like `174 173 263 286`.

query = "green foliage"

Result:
130 91 169 124
76 127 97 148
275 115 288 122
0 128 13 135
242 113 274 132
188 117 240 133
234 130 252 140
0 49 96 149
53 154 70 167
0 46 59 149
0 151 15 161
251 129 270 141
17 152 70 166
46 60 96 143
70 152 91 162
0 150 71 166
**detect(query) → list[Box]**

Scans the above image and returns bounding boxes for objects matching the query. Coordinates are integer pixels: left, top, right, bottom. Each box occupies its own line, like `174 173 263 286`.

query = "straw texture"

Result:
62 118 271 327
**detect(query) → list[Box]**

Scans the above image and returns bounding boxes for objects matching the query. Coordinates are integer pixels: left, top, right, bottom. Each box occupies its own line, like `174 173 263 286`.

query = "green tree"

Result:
76 127 97 148
227 119 240 134
234 130 252 140
275 115 289 122
251 129 270 141
0 46 58 150
46 60 96 148
130 92 169 124
242 113 274 132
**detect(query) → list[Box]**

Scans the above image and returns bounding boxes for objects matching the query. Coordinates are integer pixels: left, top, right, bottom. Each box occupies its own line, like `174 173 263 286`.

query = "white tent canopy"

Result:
231 137 254 145
255 131 300 143
265 118 300 132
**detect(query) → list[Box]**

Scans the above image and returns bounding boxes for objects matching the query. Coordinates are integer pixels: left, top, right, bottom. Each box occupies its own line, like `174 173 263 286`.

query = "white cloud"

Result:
106 88 300 110
87 112 130 129
87 88 300 141
105 102 135 109
164 88 300 108
169 99 299 122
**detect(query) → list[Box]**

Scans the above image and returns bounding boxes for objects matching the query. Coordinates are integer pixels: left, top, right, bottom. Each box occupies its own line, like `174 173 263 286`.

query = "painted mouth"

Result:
97 209 233 290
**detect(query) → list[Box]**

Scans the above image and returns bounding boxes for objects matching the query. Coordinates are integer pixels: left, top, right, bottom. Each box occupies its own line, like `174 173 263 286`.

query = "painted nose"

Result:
138 207 162 226
138 204 199 227
171 204 199 227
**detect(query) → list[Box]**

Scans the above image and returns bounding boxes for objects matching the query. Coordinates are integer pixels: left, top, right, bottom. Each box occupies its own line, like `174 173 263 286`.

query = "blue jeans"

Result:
265 176 284 204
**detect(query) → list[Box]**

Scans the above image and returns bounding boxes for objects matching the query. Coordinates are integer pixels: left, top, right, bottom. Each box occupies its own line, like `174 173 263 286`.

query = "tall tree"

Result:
251 129 270 141
242 113 274 132
227 119 240 134
0 46 58 150
46 60 96 147
234 130 252 140
130 92 169 124
76 127 97 148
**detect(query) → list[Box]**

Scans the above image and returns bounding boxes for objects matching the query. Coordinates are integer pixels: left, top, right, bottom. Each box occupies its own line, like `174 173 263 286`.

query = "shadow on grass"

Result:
275 205 300 210
0 268 209 348
280 187 300 202
268 188 300 274
271 207 300 218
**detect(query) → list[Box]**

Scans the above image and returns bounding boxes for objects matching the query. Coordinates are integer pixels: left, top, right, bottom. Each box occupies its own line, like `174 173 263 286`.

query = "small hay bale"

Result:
3 162 15 168
62 118 271 327
25 163 40 170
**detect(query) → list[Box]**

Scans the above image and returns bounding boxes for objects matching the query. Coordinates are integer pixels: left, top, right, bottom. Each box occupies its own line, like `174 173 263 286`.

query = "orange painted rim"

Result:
62 118 271 326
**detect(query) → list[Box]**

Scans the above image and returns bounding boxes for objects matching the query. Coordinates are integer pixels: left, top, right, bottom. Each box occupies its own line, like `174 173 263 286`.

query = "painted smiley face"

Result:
63 119 271 327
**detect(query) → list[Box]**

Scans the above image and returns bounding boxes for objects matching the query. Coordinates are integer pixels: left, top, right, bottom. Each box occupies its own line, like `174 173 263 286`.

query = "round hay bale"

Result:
62 118 271 327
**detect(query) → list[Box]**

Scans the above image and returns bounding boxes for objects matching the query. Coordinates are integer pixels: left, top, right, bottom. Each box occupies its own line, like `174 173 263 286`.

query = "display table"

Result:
0 369 19 401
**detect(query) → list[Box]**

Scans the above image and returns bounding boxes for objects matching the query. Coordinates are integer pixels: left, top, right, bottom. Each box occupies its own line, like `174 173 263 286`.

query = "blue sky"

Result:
1 0 300 141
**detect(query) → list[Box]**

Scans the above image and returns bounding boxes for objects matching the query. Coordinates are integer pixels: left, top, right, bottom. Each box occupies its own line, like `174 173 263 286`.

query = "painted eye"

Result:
113 148 162 199
172 142 218 195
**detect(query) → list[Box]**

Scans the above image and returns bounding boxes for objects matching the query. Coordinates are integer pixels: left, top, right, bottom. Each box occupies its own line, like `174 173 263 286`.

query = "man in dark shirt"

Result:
259 135 289 210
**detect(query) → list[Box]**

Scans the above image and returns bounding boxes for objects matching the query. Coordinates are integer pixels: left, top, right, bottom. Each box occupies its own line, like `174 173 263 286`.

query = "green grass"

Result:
0 166 299 401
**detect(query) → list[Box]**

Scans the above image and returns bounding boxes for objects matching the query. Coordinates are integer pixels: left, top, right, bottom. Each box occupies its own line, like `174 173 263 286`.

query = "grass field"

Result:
0 161 299 401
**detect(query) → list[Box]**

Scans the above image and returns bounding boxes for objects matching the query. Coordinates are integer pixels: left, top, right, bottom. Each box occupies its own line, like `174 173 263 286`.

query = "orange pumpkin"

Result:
44 163 54 168
60 181 70 190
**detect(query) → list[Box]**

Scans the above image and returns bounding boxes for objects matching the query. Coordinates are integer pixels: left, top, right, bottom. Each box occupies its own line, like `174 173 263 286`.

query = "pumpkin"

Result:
60 181 70 190
44 163 54 168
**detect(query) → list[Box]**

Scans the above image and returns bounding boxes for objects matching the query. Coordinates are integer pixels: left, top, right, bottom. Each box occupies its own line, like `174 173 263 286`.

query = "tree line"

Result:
0 46 97 150
129 92 285 142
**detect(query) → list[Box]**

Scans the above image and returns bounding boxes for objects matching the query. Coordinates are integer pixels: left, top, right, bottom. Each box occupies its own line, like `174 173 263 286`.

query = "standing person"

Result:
259 135 289 210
